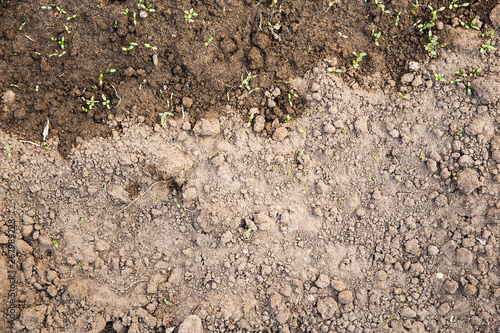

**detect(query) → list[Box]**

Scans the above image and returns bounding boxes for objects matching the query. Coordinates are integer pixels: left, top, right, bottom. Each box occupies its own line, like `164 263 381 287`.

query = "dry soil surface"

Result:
1 1 500 333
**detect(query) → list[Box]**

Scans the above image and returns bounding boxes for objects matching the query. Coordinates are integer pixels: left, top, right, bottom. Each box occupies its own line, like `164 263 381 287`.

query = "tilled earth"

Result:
1 1 500 333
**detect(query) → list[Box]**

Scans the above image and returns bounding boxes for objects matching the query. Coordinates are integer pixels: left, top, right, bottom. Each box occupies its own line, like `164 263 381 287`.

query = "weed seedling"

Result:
5 147 12 157
352 52 367 70
398 92 408 99
288 89 298 106
106 68 116 73
428 5 445 23
325 0 339 13
285 114 291 123
144 43 158 52
247 113 255 127
64 25 71 33
470 18 480 31
204 37 214 46
138 0 156 12
101 94 111 109
53 240 59 248
374 0 390 14
163 299 169 305
482 30 494 38
19 21 26 30
82 95 99 112
99 73 103 86
481 40 496 53
470 68 481 76
122 42 138 51
449 0 469 9
434 73 446 82
244 228 252 236
184 8 198 23
452 173 458 180
240 72 259 94
371 30 381 46
159 112 174 128
467 81 472 94
395 11 401 26
67 14 76 20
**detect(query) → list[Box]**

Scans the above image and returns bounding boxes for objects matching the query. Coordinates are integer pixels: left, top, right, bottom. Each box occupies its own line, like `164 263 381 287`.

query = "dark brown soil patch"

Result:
0 0 497 155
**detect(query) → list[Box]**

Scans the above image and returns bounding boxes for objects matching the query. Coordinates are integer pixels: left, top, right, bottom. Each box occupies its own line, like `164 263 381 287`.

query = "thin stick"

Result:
110 279 148 293
113 181 166 216
19 140 40 146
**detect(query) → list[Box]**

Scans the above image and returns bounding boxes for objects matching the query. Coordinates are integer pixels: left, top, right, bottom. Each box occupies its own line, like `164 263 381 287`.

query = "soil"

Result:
1 0 500 332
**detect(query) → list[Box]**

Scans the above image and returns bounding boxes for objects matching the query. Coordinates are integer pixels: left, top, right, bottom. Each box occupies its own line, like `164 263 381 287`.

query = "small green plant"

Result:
64 25 71 34
467 81 472 94
288 89 298 106
138 0 156 12
470 68 481 76
80 217 88 221
482 30 494 38
82 95 98 112
99 73 103 86
19 21 26 30
159 112 174 128
163 299 169 305
244 228 252 236
325 0 339 13
371 30 381 46
398 92 408 99
352 52 367 70
184 8 198 23
51 36 65 49
101 94 111 109
67 14 76 20
204 37 214 47
240 72 259 94
449 0 469 9
298 149 305 157
106 68 116 73
285 114 291 123
434 73 446 82
481 40 496 53
395 11 401 26
338 31 348 38
374 0 390 14
144 43 158 51
456 129 463 135
247 113 255 127
122 42 138 51
452 173 458 180
53 240 59 248
470 18 480 31
5 147 12 157
428 5 445 23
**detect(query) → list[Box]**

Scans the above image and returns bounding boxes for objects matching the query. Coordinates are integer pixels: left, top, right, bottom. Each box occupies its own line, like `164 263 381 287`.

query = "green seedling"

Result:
138 0 156 12
467 81 472 94
204 37 214 46
240 72 259 94
184 8 198 23
398 92 408 99
325 0 339 13
419 152 424 159
65 25 71 33
456 129 463 135
133 12 137 25
35 85 39 92
247 113 255 127
434 73 446 82
10 84 18 88
352 52 367 70
163 299 169 305
482 30 494 38
449 0 469 9
481 40 496 53
455 70 467 77
285 114 291 123
82 95 99 112
298 149 305 157
338 31 348 38
412 0 420 7
34 51 41 56
451 78 461 83
53 240 59 248
174 198 181 208
371 30 381 46
428 5 445 23
244 228 252 236
106 68 116 73
303 186 307 194
80 217 88 221
374 0 390 14
395 11 401 26
452 173 458 180
99 73 103 86
470 18 480 31
270 0 278 7
159 112 174 128
51 36 65 49
470 68 481 76
144 43 158 51
288 89 298 106
67 14 76 20
5 147 12 157
122 42 138 51
124 8 130 14
101 94 111 109
19 22 26 30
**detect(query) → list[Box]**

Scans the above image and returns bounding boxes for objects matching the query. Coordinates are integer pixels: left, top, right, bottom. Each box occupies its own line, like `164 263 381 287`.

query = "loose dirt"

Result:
1 0 500 332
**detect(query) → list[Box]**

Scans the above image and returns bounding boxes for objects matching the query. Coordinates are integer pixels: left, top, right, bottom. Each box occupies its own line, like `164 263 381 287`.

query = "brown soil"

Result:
0 0 497 156
1 1 500 333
